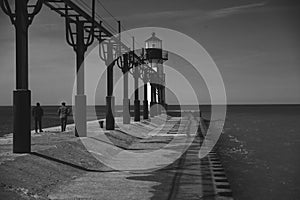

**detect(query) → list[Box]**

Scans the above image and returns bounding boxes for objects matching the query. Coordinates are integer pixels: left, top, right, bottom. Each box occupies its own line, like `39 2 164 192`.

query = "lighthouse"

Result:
145 32 168 116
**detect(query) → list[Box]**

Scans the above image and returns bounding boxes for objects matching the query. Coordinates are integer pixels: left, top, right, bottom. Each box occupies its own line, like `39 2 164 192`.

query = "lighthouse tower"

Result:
145 32 168 116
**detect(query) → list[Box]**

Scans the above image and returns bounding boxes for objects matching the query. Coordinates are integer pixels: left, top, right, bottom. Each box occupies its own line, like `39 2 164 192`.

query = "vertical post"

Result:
143 80 149 119
74 21 87 137
154 84 158 116
64 0 94 136
161 73 164 107
118 21 121 55
157 63 164 115
1 0 42 153
118 21 130 124
157 85 162 115
106 41 115 130
134 66 140 121
150 83 157 117
133 37 140 121
123 54 130 124
13 0 31 153
162 73 167 110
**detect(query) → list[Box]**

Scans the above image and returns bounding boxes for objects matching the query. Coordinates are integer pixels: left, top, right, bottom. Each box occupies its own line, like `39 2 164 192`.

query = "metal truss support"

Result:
65 0 95 137
132 38 140 122
74 21 87 137
150 83 157 117
157 85 162 115
115 21 133 124
99 38 117 130
162 73 167 111
1 0 43 153
157 62 165 115
134 64 140 121
143 83 149 119
117 53 131 124
143 69 149 120
105 41 115 130
98 20 123 130
122 54 130 124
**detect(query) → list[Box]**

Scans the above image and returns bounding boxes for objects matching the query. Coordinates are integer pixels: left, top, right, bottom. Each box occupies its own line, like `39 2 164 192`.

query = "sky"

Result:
0 0 299 105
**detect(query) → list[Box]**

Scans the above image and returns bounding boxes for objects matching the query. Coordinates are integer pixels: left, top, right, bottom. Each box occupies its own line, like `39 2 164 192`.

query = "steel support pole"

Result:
162 73 167 111
13 0 31 153
143 82 149 119
157 63 164 115
132 36 140 122
106 42 115 130
150 83 157 117
150 84 154 117
123 54 130 124
154 84 159 116
161 73 165 108
74 21 87 137
161 86 165 111
134 66 140 121
157 85 162 115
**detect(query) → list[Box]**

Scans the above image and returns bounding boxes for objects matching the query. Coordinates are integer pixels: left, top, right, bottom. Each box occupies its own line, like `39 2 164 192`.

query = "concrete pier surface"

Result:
0 113 232 200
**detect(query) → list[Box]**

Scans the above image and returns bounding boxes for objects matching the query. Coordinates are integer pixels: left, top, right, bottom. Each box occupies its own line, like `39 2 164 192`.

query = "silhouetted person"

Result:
32 102 44 133
57 102 70 132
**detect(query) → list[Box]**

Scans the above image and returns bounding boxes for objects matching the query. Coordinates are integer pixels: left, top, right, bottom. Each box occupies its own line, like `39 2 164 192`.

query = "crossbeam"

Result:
44 0 163 83
43 0 130 52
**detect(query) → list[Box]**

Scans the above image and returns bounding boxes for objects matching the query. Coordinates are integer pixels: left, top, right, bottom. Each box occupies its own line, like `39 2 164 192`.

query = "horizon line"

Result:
0 103 299 106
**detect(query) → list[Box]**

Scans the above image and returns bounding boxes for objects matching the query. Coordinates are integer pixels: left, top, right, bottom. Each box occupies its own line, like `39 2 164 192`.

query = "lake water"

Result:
215 105 300 199
0 104 206 137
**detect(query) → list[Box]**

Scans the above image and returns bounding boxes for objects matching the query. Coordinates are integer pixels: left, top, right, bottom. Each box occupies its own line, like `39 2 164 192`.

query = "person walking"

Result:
57 102 70 132
32 102 44 133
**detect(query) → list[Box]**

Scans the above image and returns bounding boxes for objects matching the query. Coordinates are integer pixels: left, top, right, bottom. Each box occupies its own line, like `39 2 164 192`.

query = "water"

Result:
1 105 298 137
0 106 106 137
215 105 300 199
0 104 208 137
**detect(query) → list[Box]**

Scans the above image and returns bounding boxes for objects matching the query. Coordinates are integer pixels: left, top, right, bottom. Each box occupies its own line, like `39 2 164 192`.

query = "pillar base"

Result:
123 98 130 124
106 96 115 130
143 100 149 120
134 99 140 121
75 95 87 137
13 90 31 153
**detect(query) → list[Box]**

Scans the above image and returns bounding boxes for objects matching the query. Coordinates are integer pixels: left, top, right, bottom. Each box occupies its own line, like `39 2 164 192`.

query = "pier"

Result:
0 0 232 199
1 1 299 199
0 113 232 199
